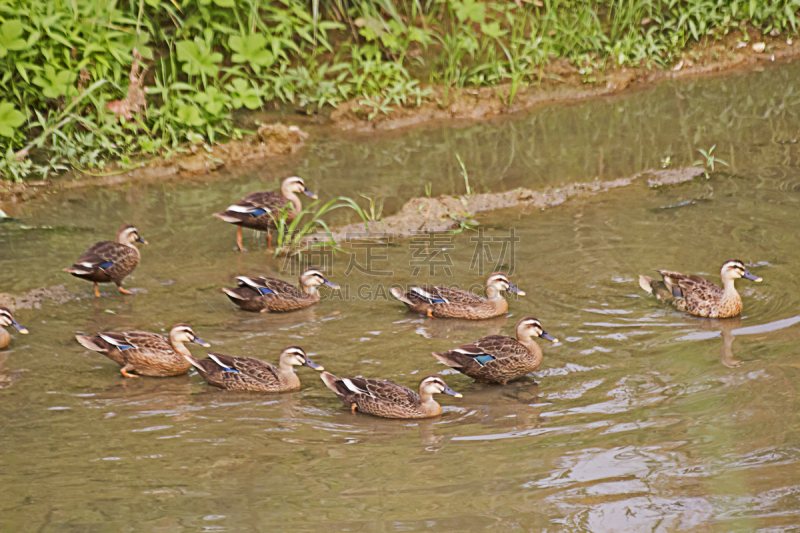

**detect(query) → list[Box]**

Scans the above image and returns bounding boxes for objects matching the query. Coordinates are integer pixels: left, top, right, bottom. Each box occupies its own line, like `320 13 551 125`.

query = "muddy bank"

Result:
332 31 800 132
0 285 73 312
325 167 704 242
0 124 307 209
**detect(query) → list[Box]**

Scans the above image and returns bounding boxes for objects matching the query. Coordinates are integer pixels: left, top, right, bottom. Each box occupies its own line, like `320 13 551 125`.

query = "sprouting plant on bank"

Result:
693 145 730 178
359 194 384 222
456 153 474 196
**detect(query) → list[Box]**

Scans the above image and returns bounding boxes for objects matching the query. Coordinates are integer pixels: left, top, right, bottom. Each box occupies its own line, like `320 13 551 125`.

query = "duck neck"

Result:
278 361 301 387
0 327 9 349
301 283 321 300
485 286 508 312
284 190 303 215
170 339 192 359
721 277 740 301
418 391 442 417
516 333 543 364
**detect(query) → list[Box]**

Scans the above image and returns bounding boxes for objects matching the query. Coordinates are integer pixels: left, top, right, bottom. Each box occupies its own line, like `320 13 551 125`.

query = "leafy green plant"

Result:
456 153 474 196
693 144 730 177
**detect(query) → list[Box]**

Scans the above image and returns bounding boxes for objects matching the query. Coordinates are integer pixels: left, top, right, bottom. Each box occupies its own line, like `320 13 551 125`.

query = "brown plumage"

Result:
183 346 324 392
390 272 525 319
639 259 762 318
213 176 317 250
221 268 339 313
320 373 462 419
0 307 28 349
432 317 558 384
63 225 147 297
75 323 210 377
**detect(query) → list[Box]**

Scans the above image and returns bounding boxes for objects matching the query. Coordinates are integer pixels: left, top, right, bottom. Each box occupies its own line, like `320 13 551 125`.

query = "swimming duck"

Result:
76 323 210 377
213 176 317 251
63 225 147 297
638 259 762 318
221 268 339 313
320 372 462 419
184 345 323 392
390 272 525 319
432 317 557 384
0 307 28 349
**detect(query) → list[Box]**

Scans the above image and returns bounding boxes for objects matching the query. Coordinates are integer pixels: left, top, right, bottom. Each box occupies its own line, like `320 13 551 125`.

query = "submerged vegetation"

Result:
1 0 799 180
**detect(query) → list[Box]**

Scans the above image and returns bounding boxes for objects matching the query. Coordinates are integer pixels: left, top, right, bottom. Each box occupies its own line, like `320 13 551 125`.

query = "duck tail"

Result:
431 351 460 367
638 275 654 294
75 335 106 352
213 212 243 224
390 287 411 305
221 287 245 300
64 265 92 275
320 371 341 394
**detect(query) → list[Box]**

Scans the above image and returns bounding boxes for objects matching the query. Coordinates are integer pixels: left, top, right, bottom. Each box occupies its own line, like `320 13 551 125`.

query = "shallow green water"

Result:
2 61 800 532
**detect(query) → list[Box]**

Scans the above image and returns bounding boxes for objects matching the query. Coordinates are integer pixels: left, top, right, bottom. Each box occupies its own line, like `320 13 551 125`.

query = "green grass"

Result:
1 0 799 181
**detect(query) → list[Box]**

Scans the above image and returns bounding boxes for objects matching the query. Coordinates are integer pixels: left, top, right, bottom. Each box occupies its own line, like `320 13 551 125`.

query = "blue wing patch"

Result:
117 344 134 350
249 208 267 217
224 368 240 373
257 287 276 295
99 261 114 269
474 354 496 366
430 298 446 303
671 286 682 298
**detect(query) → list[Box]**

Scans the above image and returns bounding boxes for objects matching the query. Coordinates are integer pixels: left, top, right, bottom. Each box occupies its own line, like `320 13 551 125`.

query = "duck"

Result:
638 259 762 318
75 323 210 377
390 272 525 319
183 345 324 392
0 307 28 349
320 372 462 419
221 268 339 313
63 225 147 297
432 317 557 384
213 176 317 251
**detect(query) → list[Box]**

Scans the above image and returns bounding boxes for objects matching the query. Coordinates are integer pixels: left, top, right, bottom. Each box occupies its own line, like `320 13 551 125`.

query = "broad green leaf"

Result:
229 34 274 71
176 40 222 77
452 0 485 23
213 0 235 6
32 65 76 99
227 78 261 110
0 20 26 58
0 101 25 137
175 105 205 126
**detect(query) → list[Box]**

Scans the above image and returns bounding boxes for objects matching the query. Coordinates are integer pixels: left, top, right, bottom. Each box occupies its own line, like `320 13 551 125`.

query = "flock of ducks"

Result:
0 177 764 419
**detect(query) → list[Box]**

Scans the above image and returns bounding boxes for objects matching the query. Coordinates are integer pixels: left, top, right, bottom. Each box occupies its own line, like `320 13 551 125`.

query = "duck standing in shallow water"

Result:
0 308 28 349
183 346 323 392
320 373 462 419
432 317 557 385
221 268 339 313
390 272 525 319
63 225 147 297
639 259 762 318
214 176 317 251
76 323 210 377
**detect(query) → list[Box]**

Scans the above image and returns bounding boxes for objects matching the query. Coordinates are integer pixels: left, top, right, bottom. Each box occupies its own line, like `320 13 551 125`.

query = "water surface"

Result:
2 61 800 532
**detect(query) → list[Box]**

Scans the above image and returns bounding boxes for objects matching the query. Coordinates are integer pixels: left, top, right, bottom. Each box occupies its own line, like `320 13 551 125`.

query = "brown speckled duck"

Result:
320 373 462 419
63 225 147 297
639 259 762 318
214 176 317 251
184 346 323 392
390 272 525 319
76 323 210 377
432 317 557 385
0 307 28 349
221 268 339 313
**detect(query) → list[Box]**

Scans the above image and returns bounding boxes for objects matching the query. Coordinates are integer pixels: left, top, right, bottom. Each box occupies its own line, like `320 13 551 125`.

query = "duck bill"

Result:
303 188 318 200
442 385 462 398
508 281 526 296
540 331 558 343
191 336 211 348
742 270 762 282
303 358 324 371
136 236 148 244
11 319 28 334
323 277 340 289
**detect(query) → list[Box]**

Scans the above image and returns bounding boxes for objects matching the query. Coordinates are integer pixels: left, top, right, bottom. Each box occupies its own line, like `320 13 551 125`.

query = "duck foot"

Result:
94 283 100 298
236 227 247 252
426 309 435 318
351 403 357 414
117 286 133 295
120 367 139 378
267 232 272 249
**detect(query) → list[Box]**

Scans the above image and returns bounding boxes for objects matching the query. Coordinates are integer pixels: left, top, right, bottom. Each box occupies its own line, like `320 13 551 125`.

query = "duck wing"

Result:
64 241 136 276
235 276 301 297
207 352 281 385
409 285 486 305
657 270 722 300
435 335 523 369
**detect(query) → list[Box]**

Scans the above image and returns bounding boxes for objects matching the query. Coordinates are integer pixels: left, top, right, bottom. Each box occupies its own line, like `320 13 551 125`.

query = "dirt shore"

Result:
1 28 797 209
